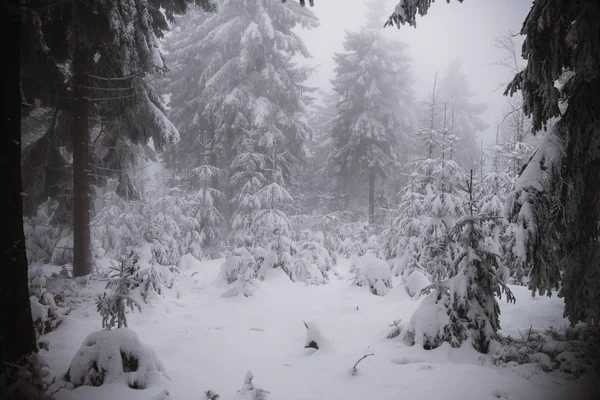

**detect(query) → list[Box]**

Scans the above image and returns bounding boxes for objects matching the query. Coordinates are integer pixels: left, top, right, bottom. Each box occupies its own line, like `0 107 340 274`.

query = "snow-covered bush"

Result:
403 269 430 298
291 240 332 284
23 199 68 264
401 213 516 353
350 254 392 296
97 253 142 329
0 353 52 400
337 222 382 258
221 247 261 298
106 249 177 305
66 328 170 389
304 321 327 350
493 325 600 376
93 185 222 264
51 235 74 265
28 269 70 338
231 371 269 400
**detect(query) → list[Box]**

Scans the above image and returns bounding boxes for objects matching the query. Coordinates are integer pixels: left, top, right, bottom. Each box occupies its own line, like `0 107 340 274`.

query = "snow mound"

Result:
229 371 270 400
350 254 392 296
404 270 430 298
403 291 451 349
177 253 201 272
66 328 170 389
303 321 332 352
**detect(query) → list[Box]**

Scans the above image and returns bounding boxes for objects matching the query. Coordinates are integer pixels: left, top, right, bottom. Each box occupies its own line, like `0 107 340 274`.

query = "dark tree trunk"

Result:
71 46 93 277
368 168 375 224
0 0 38 373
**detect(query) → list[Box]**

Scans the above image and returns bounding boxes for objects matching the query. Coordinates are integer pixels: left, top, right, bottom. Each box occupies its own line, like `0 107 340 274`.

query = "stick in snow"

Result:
352 353 374 375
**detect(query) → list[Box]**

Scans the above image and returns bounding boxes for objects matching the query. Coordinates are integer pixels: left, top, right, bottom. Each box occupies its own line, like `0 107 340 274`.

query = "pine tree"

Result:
19 0 221 276
390 75 466 282
437 60 488 170
331 0 415 224
229 129 265 247
160 0 318 224
404 171 515 353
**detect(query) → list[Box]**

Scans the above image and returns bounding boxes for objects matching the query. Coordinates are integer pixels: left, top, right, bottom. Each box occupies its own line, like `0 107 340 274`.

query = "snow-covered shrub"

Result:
403 269 430 298
66 328 170 389
493 325 600 376
23 199 67 264
304 321 326 350
290 240 332 284
402 213 516 353
289 214 342 263
105 249 177 306
336 222 382 258
252 183 302 282
97 254 142 329
51 235 74 265
28 269 70 338
93 185 221 263
96 292 141 330
0 353 52 400
232 371 269 400
350 254 392 296
221 247 261 298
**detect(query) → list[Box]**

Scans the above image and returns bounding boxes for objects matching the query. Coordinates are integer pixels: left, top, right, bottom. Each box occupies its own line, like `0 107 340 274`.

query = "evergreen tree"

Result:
437 59 488 170
389 75 465 282
403 171 515 353
386 0 600 327
1 0 38 386
160 0 318 222
19 0 220 276
331 0 415 223
229 129 265 247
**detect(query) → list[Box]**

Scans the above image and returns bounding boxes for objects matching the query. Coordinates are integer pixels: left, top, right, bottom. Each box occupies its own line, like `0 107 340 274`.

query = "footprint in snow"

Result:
249 327 265 332
208 326 224 331
492 390 509 399
391 356 427 365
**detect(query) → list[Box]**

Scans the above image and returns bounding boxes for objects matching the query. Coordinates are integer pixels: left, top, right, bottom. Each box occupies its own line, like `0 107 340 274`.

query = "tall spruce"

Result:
160 0 318 225
1 0 38 382
331 0 415 223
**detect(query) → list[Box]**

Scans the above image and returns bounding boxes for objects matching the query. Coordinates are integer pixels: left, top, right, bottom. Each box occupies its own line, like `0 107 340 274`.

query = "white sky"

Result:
294 0 533 147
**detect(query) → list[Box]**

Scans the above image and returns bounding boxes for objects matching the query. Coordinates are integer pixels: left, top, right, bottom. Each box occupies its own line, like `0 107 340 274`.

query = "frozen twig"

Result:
352 353 374 375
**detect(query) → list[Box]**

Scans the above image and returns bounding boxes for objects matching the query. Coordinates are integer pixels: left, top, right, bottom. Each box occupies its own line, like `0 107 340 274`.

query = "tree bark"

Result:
0 0 38 373
368 168 375 224
71 45 93 277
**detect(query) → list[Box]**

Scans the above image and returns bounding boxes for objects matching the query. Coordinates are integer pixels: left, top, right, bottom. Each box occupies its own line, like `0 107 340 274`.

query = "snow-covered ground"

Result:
41 258 597 400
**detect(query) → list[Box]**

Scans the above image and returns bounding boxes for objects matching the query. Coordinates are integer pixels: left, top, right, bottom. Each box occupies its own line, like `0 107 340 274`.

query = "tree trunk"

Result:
71 46 93 277
368 168 375 224
0 0 38 373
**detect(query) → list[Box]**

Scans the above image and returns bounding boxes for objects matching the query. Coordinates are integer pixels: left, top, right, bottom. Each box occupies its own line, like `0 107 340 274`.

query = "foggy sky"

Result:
295 0 533 148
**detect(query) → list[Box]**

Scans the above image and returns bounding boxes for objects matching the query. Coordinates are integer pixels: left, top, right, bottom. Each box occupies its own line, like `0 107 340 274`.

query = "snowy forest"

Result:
2 0 599 399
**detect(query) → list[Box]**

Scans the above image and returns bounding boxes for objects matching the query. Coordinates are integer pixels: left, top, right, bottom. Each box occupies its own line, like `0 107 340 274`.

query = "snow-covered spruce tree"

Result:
403 171 516 353
437 59 488 170
390 78 466 283
19 0 223 277
229 128 266 248
386 0 600 329
331 0 415 224
477 150 512 284
160 0 317 221
188 165 225 257
96 252 143 330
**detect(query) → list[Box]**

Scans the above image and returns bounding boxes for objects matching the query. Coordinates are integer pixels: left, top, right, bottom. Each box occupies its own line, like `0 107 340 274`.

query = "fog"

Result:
296 0 533 147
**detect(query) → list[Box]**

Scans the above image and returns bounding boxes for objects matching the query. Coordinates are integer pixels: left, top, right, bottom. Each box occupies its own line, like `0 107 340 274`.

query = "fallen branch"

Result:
352 353 374 375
